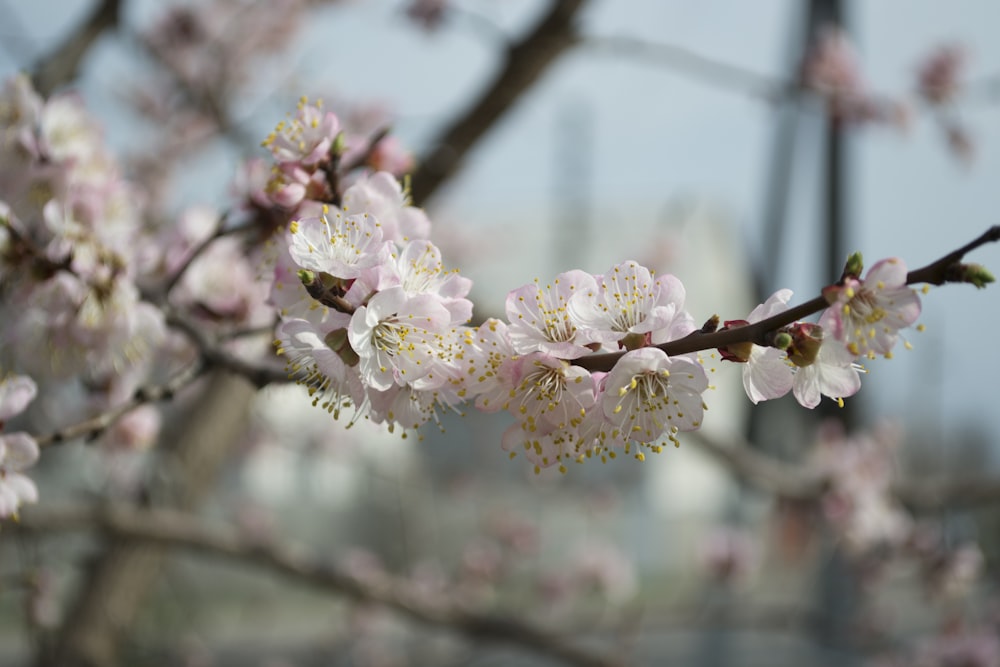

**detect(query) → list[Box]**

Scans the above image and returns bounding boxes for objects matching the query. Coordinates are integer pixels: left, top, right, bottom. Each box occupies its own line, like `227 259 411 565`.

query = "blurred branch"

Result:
34 309 286 450
35 360 207 449
31 0 122 96
580 34 797 102
410 0 586 205
692 433 826 500
693 430 1000 512
164 310 287 388
18 503 621 667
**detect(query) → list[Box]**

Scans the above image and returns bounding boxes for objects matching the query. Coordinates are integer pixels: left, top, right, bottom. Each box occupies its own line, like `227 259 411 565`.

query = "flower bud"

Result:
297 269 316 286
842 251 864 281
783 322 824 367
951 262 995 289
718 319 752 363
620 332 648 352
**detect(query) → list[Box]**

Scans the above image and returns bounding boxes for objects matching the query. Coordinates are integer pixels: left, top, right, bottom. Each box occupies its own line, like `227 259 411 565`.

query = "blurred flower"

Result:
918 45 967 104
699 526 757 584
0 373 40 518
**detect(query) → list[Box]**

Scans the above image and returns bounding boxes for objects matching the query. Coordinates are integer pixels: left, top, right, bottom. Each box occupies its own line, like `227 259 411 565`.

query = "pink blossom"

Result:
287 208 392 285
340 171 431 243
262 98 340 166
821 257 921 358
506 270 599 359
739 289 796 404
459 318 517 413
276 318 364 419
791 335 863 409
567 260 693 349
347 286 455 391
393 239 473 324
0 373 40 518
917 44 966 104
601 347 707 449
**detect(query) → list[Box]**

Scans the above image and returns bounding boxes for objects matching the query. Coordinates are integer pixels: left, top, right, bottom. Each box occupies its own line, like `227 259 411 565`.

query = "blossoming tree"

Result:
1 1 999 666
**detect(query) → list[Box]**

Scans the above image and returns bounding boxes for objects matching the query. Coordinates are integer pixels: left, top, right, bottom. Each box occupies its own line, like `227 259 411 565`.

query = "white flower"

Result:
394 239 473 325
568 260 693 348
276 318 363 418
506 270 598 359
347 286 455 392
262 98 340 166
287 208 391 282
601 348 708 448
792 336 862 409
741 289 795 404
341 171 431 243
0 373 40 519
821 257 921 358
459 319 517 413
501 352 596 434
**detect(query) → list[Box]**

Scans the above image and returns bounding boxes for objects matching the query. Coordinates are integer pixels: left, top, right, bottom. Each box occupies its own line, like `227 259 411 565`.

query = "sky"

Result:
2 0 1000 467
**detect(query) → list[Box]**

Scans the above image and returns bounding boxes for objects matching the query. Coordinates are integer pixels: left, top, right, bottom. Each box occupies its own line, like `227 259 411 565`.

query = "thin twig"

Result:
575 225 1000 372
16 504 621 667
410 0 586 205
160 209 239 298
580 34 797 103
35 361 207 449
165 310 288 389
692 430 1000 512
31 0 122 95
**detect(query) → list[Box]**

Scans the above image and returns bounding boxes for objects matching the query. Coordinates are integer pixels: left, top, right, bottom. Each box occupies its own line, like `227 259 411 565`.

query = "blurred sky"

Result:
2 0 1000 463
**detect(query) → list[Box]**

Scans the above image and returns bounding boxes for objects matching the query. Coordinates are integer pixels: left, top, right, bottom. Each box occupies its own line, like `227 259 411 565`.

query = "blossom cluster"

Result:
0 77 969 519
267 104 927 475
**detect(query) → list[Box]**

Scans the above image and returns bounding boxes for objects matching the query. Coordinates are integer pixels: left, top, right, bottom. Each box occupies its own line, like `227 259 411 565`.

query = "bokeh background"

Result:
2 1 1000 665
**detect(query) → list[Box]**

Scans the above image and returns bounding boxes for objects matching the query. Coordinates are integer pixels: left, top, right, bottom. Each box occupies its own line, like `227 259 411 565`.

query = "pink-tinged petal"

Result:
0 433 40 470
882 287 922 328
4 473 38 504
864 257 908 288
748 289 793 323
0 375 38 420
742 347 793 404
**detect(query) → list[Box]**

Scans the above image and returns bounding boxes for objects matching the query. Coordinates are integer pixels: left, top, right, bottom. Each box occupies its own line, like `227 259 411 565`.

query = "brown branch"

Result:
164 310 288 389
17 504 621 667
575 225 1000 372
692 431 1000 512
31 0 122 96
159 209 237 298
34 311 287 450
35 360 207 449
409 0 586 205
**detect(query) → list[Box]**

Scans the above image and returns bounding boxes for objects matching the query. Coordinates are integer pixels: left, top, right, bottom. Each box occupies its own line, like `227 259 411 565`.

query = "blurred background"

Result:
2 0 1000 665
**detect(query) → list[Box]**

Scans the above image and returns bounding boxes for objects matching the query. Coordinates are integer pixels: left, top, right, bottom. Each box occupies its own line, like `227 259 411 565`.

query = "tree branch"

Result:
34 360 207 449
31 0 122 96
17 504 621 667
579 34 796 103
575 225 1000 372
692 431 1000 512
409 0 586 205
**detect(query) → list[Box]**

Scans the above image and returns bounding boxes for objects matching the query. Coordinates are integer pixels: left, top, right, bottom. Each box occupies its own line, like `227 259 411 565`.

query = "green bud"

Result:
297 269 316 286
963 263 995 289
332 132 346 156
842 251 864 280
